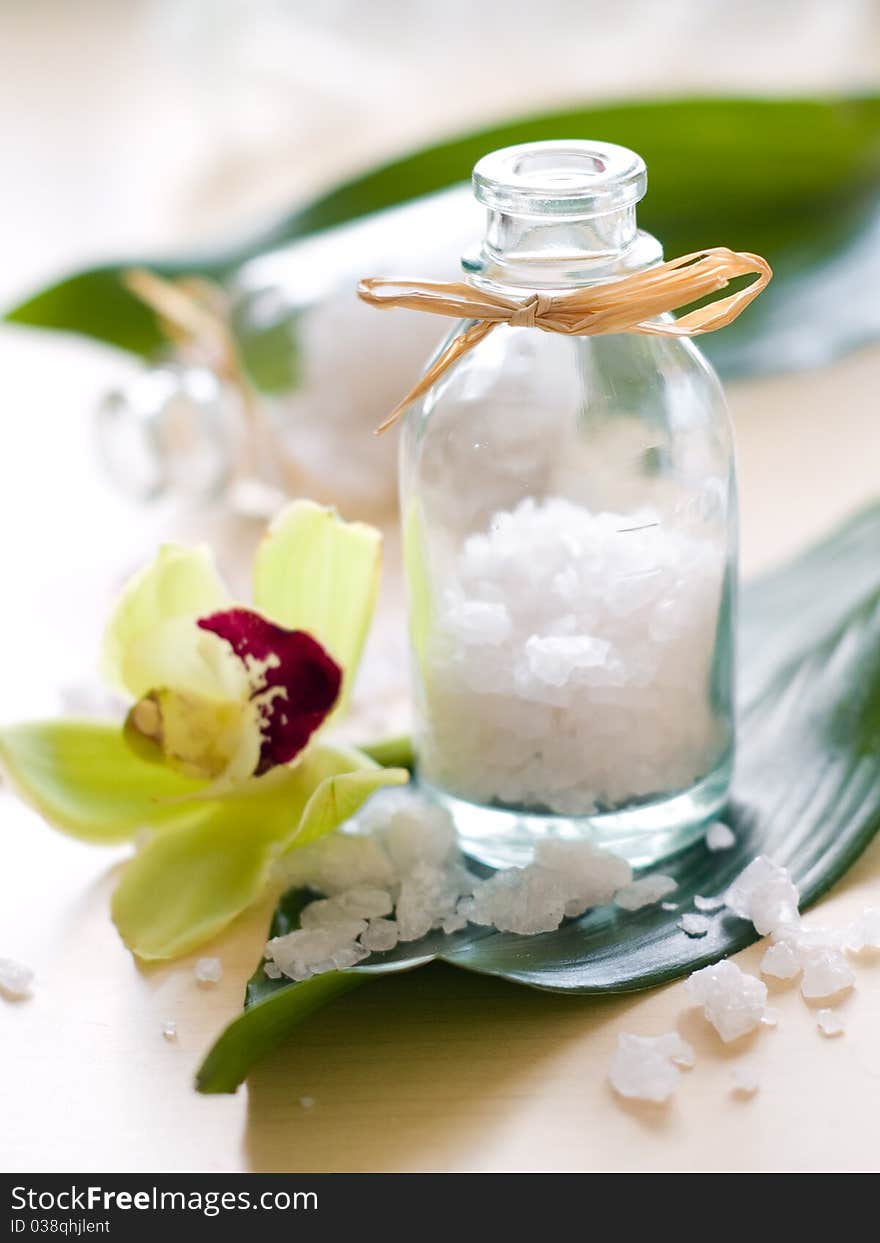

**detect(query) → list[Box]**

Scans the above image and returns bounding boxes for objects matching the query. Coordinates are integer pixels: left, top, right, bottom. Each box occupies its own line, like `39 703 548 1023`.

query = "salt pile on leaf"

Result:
267 789 637 981
419 498 727 815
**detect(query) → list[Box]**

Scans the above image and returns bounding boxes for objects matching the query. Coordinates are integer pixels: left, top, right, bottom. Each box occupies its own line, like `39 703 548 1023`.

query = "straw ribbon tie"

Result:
357 248 772 432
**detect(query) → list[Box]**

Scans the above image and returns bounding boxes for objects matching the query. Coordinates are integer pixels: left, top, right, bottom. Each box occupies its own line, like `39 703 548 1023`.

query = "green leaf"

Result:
198 502 880 1090
196 973 364 1095
252 500 382 716
101 543 230 699
9 97 880 377
0 721 207 843
111 742 406 959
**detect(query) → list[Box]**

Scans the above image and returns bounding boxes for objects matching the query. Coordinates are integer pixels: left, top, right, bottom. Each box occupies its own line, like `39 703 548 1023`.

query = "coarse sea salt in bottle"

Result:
399 141 737 868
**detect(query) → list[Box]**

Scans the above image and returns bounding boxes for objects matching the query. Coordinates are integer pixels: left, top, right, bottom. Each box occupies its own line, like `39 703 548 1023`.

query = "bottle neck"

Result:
463 206 663 294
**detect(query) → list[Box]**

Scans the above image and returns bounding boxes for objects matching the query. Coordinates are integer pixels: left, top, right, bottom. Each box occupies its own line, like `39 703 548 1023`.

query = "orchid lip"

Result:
198 608 342 775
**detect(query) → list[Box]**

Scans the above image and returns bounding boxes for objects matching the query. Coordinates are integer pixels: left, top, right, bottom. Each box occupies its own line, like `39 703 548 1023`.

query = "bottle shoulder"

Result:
409 319 729 436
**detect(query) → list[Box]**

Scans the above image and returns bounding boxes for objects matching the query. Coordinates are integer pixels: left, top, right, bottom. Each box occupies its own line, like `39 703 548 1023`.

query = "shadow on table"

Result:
243 961 639 1173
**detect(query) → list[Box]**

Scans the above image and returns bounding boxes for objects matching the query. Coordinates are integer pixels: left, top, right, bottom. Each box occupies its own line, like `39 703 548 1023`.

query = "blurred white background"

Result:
1 0 878 720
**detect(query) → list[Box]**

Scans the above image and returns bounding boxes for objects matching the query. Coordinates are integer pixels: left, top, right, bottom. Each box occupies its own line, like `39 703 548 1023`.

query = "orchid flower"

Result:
0 502 407 959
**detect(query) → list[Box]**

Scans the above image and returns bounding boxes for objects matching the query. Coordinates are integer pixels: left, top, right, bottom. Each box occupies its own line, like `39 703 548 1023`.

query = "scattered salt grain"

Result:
0 957 33 1000
194 957 223 985
685 960 767 1042
299 1095 315 1110
816 1009 844 1037
760 940 801 981
615 874 677 912
661 901 679 912
608 1032 695 1104
705 822 735 852
679 913 711 937
161 1019 177 1041
730 1064 760 1097
845 905 880 954
694 894 725 912
725 856 800 936
761 1007 780 1028
800 948 855 1000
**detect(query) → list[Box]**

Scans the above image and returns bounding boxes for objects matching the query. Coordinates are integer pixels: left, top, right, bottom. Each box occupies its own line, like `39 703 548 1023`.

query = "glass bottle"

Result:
399 140 736 868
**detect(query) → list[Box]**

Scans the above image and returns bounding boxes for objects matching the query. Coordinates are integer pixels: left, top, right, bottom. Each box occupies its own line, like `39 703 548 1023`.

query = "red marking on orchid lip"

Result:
197 608 341 774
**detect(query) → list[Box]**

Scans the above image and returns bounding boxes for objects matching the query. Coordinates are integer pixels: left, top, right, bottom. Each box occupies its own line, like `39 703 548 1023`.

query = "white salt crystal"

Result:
0 957 34 1000
608 1032 695 1104
194 957 223 985
817 1008 844 1037
694 894 725 912
661 901 679 912
525 633 611 687
800 948 855 1000
845 905 880 954
360 918 400 953
336 887 393 919
395 860 466 941
331 944 369 970
761 1007 780 1028
299 1095 315 1109
679 913 711 937
420 498 727 815
444 598 513 646
705 821 735 852
760 940 801 981
730 1064 760 1097
615 874 677 912
382 799 459 872
470 866 567 935
685 960 768 1042
267 922 368 980
161 1018 177 1041
725 856 800 936
281 830 396 894
264 961 282 979
533 839 632 913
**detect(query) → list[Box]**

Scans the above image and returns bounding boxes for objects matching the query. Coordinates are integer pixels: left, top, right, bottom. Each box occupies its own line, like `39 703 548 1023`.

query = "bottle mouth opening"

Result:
473 140 647 218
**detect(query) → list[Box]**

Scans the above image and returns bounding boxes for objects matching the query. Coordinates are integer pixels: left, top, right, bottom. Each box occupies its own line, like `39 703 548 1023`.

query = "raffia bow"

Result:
358 247 771 432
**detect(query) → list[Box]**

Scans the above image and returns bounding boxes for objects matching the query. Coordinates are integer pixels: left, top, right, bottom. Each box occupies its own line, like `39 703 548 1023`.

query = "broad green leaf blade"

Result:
9 97 880 377
199 502 880 1087
253 501 382 715
101 543 230 698
196 973 364 1095
0 721 207 843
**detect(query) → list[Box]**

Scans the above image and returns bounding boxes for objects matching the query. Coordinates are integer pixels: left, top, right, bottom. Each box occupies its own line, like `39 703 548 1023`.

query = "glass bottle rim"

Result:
472 140 647 219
